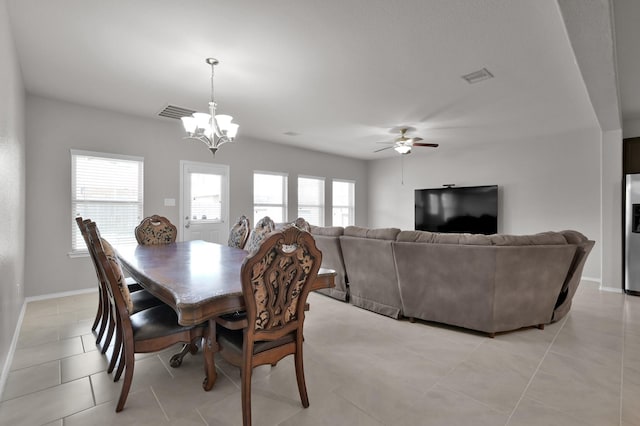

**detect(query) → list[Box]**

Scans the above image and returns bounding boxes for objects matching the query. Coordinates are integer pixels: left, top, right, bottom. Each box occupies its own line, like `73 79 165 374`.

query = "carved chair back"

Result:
244 216 276 253
288 217 311 232
241 226 322 342
228 215 251 249
135 215 177 245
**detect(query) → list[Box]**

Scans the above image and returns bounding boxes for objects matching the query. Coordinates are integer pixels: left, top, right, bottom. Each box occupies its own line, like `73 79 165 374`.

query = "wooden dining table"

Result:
115 239 335 391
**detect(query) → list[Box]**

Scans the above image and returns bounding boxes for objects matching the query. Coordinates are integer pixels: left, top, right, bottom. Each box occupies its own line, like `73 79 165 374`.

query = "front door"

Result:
180 161 229 243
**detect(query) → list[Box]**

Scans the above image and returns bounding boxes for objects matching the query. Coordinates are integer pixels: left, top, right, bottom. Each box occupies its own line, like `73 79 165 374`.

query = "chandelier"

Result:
181 58 239 156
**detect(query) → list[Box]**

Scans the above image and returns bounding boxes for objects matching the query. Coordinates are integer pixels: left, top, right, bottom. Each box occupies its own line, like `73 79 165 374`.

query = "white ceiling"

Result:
7 0 629 160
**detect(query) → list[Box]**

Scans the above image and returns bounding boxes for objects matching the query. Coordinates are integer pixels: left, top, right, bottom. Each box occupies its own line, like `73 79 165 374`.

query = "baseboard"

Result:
578 276 624 293
581 276 601 284
0 300 27 401
24 287 96 303
0 287 96 400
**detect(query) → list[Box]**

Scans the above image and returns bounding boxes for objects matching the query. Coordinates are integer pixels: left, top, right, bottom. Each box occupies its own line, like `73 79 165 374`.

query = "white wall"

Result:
0 0 26 394
601 129 622 291
368 128 602 280
24 95 368 297
623 119 640 139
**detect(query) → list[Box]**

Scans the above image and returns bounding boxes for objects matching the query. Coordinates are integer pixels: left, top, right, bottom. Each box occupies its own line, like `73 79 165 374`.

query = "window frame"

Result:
332 179 355 227
70 149 144 256
297 175 325 226
253 170 289 224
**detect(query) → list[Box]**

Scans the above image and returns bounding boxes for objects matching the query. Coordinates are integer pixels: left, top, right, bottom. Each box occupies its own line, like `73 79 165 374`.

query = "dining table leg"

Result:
202 318 218 391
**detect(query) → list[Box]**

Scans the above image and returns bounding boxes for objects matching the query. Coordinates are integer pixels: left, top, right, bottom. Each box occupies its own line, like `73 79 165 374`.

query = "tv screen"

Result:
415 185 498 234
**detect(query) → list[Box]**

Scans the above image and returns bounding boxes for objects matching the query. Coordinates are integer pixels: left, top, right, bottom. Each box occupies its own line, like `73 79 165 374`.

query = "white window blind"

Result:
298 176 325 226
332 179 355 226
253 171 288 224
71 150 144 252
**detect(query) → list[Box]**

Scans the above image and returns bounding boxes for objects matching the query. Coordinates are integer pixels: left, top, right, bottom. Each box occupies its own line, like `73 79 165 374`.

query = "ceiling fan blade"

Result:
411 137 424 142
374 146 394 153
412 143 439 147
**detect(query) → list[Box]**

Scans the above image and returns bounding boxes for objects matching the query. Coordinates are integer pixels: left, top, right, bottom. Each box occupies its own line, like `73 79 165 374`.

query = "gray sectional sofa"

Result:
309 225 349 301
309 225 594 335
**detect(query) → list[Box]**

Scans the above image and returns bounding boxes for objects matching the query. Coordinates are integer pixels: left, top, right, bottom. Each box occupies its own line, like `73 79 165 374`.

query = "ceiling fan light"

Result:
394 145 411 154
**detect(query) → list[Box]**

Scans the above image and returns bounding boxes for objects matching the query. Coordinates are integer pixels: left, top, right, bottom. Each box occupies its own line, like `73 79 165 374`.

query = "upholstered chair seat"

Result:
130 304 205 341
217 325 295 354
130 290 164 314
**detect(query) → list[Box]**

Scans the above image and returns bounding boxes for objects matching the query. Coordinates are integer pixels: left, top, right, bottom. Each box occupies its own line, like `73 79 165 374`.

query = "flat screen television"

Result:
415 185 498 234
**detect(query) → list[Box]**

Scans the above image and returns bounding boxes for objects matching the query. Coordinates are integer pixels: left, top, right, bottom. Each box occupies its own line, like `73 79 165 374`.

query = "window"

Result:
253 171 288 224
71 150 144 252
332 179 355 226
189 172 222 222
298 176 325 226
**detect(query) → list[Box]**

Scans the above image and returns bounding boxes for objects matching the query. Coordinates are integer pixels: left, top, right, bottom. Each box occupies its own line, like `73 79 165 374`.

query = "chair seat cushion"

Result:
217 325 295 355
130 304 203 341
130 289 163 314
125 276 143 292
219 311 247 321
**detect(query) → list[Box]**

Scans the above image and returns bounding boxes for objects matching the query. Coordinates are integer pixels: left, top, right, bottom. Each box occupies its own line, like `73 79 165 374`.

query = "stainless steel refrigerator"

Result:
625 174 640 293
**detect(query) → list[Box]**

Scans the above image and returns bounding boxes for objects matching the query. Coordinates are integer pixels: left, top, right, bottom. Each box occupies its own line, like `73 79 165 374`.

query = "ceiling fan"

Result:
374 128 439 154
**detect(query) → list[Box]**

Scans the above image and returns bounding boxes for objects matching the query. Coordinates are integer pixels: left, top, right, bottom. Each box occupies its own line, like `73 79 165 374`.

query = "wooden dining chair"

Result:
289 217 311 232
75 217 162 356
215 226 323 426
86 221 207 412
244 216 276 253
227 215 251 249
134 215 177 245
134 214 200 368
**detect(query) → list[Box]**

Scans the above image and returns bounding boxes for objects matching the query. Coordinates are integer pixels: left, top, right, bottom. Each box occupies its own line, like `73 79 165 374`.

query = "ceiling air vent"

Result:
462 68 494 84
158 105 196 120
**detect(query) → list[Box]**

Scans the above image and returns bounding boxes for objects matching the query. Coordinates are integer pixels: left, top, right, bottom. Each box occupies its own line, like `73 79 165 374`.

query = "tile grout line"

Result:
433 337 485 380
504 315 568 425
418 337 501 414
194 406 210 426
88 374 98 408
150 385 170 422
157 354 176 379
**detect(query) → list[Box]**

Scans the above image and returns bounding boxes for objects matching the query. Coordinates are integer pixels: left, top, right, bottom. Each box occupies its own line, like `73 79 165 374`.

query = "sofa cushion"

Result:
396 230 438 243
559 230 588 244
310 225 344 237
398 230 568 246
396 230 492 245
489 232 567 246
344 226 400 240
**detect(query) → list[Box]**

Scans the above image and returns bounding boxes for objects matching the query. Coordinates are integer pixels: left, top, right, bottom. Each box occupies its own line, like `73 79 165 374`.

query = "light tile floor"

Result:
1 281 639 425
